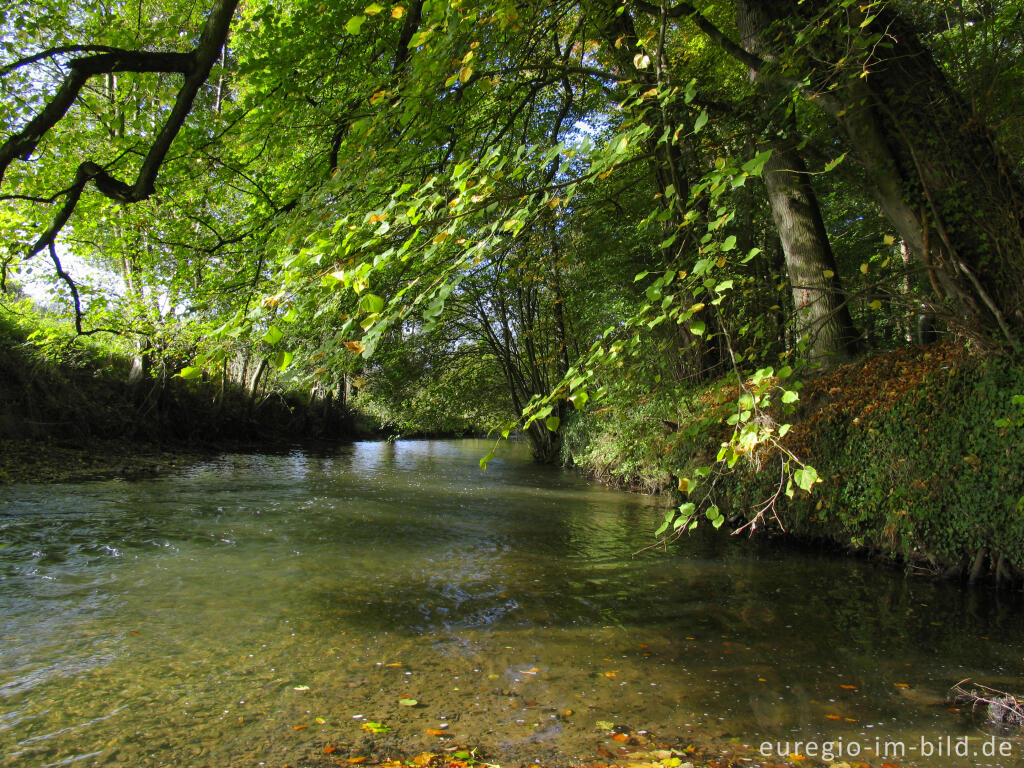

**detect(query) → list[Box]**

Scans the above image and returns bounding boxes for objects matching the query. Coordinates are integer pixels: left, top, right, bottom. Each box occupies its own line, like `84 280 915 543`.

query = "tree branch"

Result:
0 44 124 75
1 0 239 257
632 0 767 72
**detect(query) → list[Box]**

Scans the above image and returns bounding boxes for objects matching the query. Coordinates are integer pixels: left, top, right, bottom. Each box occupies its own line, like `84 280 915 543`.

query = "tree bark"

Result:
763 0 1024 343
737 0 860 362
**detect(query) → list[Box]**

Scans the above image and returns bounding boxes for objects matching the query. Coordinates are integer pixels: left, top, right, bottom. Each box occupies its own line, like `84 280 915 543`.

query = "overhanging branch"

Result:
0 0 240 257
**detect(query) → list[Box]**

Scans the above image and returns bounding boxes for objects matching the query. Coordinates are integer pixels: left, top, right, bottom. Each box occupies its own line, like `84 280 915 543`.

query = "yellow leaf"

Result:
391 6 405 19
869 300 882 310
368 213 388 223
678 477 690 493
860 262 869 274
459 66 474 82
547 196 561 209
433 232 451 245
641 88 659 98
884 234 896 246
823 269 835 279
716 256 727 268
344 341 366 354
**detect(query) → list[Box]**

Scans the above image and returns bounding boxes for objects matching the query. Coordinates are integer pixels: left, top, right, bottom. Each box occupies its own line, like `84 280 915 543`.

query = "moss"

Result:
567 343 1024 578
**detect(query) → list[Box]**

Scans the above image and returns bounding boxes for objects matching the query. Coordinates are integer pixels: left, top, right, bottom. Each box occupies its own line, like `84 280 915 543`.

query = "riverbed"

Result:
1 440 1022 767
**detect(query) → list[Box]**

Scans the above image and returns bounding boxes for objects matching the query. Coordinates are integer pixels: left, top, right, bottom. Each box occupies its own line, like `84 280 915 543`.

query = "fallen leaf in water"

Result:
840 684 858 690
315 717 326 724
293 685 310 691
894 682 910 688
522 667 540 675
386 662 403 668
604 671 618 678
347 757 366 763
324 746 337 754
595 721 614 731
881 763 900 768
825 714 842 720
399 698 419 706
412 753 435 765
611 733 628 742
361 721 390 733
426 729 448 737
292 725 308 731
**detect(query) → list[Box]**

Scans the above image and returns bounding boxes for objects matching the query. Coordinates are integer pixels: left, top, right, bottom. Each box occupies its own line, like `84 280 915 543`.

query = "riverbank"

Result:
564 342 1024 585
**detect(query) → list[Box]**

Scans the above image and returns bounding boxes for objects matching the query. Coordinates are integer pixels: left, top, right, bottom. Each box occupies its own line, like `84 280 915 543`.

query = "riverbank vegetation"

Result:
2 0 1024 575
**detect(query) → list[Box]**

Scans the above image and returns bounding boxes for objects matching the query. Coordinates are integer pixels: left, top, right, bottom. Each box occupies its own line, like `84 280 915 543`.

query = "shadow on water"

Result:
2 440 1024 767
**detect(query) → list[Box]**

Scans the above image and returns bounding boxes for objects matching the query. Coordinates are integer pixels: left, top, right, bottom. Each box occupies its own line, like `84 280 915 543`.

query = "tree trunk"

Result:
785 0 1024 343
737 0 860 363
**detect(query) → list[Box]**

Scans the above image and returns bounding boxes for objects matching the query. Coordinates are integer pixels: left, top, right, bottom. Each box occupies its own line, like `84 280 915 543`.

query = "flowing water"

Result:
1 439 1023 768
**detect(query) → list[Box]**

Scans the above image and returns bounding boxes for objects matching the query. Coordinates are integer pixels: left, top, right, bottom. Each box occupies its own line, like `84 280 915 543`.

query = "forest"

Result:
2 0 1024 575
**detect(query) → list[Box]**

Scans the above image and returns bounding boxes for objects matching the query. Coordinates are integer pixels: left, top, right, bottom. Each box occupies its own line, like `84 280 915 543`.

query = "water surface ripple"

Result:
1 440 1022 767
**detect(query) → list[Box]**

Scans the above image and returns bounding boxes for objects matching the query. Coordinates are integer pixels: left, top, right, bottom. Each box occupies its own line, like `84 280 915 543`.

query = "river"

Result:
1 440 1022 767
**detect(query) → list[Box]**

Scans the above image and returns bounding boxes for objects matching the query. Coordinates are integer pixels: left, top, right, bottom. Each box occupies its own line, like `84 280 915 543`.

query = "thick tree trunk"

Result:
737 0 860 362
784 0 1024 343
760 141 860 360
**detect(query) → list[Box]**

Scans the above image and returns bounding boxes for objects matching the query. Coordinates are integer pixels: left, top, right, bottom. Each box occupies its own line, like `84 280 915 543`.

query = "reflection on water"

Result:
1 439 1023 767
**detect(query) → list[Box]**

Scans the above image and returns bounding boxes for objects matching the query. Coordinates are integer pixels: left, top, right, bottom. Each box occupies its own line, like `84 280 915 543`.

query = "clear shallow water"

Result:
1 439 1023 767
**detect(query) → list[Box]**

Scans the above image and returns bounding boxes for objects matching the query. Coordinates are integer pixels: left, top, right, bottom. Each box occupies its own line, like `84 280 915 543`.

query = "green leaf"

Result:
399 698 418 706
824 152 847 172
545 415 561 432
689 319 706 336
781 390 799 404
479 450 495 471
274 348 294 372
570 391 589 410
346 15 367 34
263 325 283 346
793 466 820 492
361 293 385 314
693 110 708 133
178 366 202 380
741 149 773 176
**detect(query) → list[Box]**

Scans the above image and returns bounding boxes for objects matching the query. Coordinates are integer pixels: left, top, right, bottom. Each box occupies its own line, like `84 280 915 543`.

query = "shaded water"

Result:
1 439 1023 767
